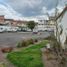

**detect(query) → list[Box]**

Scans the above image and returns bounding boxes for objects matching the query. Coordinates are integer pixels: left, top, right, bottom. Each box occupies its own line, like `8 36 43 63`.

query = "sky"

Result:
0 0 67 20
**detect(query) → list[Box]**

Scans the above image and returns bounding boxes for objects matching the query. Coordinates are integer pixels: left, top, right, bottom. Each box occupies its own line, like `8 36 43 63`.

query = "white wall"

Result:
37 20 45 31
57 11 67 49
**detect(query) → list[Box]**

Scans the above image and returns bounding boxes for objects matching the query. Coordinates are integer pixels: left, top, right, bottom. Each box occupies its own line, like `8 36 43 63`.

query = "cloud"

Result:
22 15 49 22
6 0 42 9
0 0 66 21
41 5 64 17
41 7 48 14
5 0 42 16
5 0 67 17
0 4 22 20
5 0 50 16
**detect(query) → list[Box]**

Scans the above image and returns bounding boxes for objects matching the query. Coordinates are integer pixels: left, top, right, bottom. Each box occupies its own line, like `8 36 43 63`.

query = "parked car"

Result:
0 26 6 32
0 28 4 32
6 27 12 32
5 26 18 32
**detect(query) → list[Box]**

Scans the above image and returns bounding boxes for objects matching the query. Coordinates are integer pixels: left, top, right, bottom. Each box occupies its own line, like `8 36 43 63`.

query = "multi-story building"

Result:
35 19 55 31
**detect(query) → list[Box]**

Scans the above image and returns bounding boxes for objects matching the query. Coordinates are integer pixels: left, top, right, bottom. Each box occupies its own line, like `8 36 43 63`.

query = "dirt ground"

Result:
41 48 66 67
0 48 14 67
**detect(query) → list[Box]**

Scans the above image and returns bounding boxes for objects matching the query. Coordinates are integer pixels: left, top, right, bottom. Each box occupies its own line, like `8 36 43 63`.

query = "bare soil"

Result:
41 48 60 67
0 48 14 67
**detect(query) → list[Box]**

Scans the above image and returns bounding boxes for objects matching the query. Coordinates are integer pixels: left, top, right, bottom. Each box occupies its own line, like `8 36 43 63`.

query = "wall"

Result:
57 11 67 49
0 16 4 24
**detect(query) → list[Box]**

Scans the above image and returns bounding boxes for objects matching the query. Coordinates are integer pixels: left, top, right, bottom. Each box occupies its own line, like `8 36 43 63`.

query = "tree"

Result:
27 21 36 31
53 0 67 67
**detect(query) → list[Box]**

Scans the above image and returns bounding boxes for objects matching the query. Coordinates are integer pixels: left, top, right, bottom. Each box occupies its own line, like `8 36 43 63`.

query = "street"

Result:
0 32 51 48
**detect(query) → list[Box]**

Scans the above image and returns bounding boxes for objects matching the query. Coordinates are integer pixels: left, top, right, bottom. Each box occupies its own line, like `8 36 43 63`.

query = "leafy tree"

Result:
27 21 36 31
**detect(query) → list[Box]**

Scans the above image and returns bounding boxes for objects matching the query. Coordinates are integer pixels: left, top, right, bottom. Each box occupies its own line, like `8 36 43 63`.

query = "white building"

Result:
37 20 46 31
35 19 55 32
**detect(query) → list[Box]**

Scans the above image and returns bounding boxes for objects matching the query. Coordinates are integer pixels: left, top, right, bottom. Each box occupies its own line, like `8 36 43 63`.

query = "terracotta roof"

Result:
56 6 67 20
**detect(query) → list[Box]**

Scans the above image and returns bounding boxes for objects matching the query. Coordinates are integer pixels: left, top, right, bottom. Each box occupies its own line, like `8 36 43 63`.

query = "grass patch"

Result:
7 40 48 67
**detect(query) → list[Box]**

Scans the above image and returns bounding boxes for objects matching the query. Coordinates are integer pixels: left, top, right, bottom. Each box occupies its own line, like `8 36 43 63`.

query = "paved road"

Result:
0 32 51 48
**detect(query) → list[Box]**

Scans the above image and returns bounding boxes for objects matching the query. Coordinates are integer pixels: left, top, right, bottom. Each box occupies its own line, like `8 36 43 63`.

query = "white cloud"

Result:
0 3 64 21
5 0 43 16
35 15 49 20
22 15 49 22
48 6 64 16
6 0 42 9
41 7 48 14
0 3 48 21
0 4 22 20
57 6 64 13
0 0 66 21
41 5 64 16
5 0 67 17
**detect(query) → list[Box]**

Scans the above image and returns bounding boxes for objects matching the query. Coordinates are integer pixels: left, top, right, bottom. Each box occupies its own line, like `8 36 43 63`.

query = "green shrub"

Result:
17 42 22 48
17 40 27 48
21 40 27 47
17 39 35 48
26 39 34 45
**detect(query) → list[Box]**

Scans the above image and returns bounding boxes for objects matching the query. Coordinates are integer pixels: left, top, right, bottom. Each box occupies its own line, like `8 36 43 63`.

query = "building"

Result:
36 19 55 31
0 16 28 32
37 20 46 31
0 15 5 24
55 6 67 49
0 15 55 32
5 19 13 26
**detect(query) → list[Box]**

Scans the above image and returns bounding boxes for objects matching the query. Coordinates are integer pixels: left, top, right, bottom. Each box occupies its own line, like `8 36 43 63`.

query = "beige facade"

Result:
0 16 28 27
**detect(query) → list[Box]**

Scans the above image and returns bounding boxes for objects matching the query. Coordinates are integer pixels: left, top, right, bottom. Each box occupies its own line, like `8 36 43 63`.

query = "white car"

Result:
0 27 5 32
